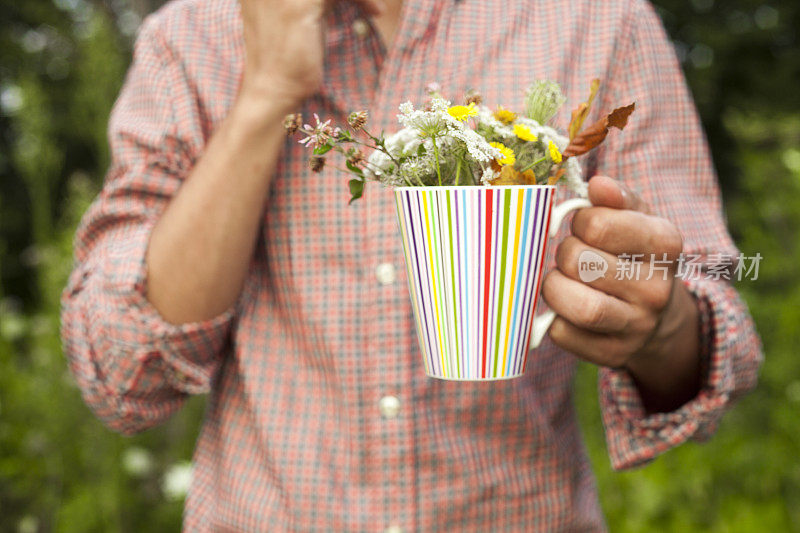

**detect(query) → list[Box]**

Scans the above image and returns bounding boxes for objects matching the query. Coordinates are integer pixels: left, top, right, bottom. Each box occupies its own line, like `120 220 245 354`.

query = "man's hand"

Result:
146 0 389 325
239 0 386 107
542 175 702 413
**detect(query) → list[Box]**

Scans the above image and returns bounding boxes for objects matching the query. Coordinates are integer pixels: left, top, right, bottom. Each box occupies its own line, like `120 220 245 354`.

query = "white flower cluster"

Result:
448 125 500 163
366 97 502 185
399 97 502 163
162 461 193 501
397 99 449 136
364 127 425 185
365 95 587 196
480 166 497 185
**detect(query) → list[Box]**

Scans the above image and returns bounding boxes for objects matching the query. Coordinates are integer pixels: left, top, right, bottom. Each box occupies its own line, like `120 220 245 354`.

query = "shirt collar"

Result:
321 0 448 114
325 0 446 53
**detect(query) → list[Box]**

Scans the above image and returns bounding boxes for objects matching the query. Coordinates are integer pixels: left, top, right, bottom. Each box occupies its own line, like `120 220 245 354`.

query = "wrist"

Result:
238 69 309 113
624 277 703 412
634 278 699 360
230 85 300 137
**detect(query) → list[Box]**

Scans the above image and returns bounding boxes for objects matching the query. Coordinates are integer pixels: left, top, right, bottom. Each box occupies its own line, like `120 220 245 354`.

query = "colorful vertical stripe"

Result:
394 186 555 380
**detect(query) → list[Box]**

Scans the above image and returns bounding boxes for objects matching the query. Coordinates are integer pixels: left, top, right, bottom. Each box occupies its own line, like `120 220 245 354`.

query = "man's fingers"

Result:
555 236 632 301
571 207 683 259
587 175 650 214
541 270 639 334
548 317 630 368
554 236 676 310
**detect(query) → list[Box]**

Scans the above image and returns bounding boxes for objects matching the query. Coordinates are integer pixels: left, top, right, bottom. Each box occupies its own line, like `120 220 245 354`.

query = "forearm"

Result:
145 0 385 324
625 277 702 414
145 92 293 324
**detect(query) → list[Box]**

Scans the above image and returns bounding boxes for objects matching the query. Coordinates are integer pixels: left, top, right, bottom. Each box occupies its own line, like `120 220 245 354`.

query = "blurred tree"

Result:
653 0 800 197
1 1 199 531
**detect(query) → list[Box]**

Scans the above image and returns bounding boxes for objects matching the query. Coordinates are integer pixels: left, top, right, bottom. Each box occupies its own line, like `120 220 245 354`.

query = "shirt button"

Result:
352 18 370 38
384 526 404 533
375 262 397 286
379 395 401 419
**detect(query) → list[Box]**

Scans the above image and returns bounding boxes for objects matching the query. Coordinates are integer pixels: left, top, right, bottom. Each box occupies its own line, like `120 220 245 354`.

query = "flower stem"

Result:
410 173 425 187
432 134 442 186
361 128 403 167
455 159 462 186
519 156 547 174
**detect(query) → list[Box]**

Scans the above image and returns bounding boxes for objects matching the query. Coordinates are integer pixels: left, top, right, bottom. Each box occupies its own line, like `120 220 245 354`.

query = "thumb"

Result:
587 175 650 213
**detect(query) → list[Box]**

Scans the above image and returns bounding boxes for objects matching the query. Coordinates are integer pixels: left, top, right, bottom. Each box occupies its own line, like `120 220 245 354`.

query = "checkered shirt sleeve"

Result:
59 18 236 436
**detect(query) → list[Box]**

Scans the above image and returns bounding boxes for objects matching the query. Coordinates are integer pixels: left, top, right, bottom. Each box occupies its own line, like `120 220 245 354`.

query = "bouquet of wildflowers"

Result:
285 80 635 203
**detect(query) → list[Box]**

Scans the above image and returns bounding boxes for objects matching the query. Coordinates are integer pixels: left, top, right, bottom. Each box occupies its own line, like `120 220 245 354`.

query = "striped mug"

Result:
394 185 591 381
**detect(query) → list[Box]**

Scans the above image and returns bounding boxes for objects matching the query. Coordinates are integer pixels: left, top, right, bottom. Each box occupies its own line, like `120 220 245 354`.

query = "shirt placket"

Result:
321 2 450 530
358 2 447 532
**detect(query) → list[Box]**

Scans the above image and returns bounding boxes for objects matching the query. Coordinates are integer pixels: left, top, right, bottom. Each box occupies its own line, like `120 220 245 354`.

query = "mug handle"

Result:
529 197 593 349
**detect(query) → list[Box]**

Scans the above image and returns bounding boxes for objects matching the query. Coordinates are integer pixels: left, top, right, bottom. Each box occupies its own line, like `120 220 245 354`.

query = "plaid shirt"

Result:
60 0 763 530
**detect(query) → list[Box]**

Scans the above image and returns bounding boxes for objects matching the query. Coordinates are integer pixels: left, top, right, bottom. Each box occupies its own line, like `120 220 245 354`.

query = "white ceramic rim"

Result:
395 184 556 192
425 373 525 382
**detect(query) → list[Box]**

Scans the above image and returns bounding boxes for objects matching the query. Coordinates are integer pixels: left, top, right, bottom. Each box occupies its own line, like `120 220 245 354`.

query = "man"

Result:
60 0 762 530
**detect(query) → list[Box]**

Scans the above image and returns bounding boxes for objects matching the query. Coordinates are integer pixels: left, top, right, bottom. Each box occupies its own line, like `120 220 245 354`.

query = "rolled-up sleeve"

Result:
591 0 764 469
59 15 236 436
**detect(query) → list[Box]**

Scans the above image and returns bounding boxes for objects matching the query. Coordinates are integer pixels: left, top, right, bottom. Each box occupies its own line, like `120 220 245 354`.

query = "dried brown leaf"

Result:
547 167 566 186
563 102 635 158
488 166 537 186
607 102 635 129
568 79 600 140
519 169 537 185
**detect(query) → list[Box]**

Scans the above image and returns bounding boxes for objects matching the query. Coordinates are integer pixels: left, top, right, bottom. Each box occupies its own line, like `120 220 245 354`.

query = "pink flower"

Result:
298 113 333 149
425 82 441 95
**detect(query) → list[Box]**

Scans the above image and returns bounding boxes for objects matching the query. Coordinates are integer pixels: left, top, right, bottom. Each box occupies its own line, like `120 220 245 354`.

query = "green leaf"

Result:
346 160 364 177
348 179 364 204
314 143 333 155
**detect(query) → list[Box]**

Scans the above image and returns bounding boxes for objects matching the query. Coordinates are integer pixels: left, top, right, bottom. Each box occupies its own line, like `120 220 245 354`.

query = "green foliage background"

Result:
0 0 798 531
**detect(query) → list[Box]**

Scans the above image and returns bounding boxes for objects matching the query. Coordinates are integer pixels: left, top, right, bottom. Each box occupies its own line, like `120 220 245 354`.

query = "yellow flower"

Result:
548 141 563 164
513 124 538 142
490 142 516 166
448 103 478 122
493 106 517 124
